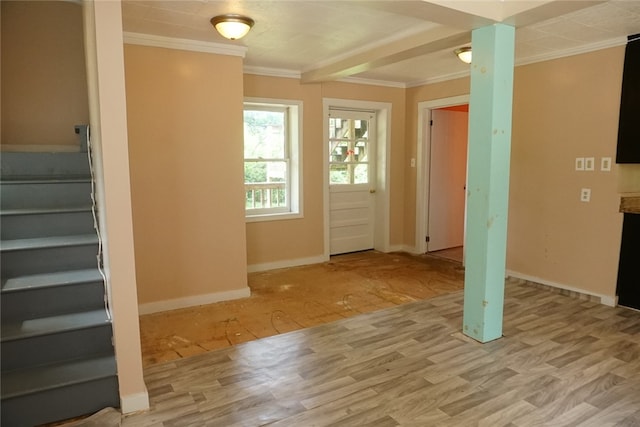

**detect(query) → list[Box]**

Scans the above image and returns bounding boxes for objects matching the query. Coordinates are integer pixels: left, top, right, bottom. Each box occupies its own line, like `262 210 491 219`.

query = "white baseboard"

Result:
385 244 419 254
506 270 616 307
120 390 150 414
247 254 328 273
138 287 251 315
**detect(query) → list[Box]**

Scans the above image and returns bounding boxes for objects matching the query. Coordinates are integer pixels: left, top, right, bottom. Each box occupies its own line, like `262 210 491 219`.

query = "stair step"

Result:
0 177 91 184
1 354 116 399
0 152 91 178
1 309 110 342
0 179 92 210
2 269 103 293
0 206 92 216
1 208 94 240
1 234 98 252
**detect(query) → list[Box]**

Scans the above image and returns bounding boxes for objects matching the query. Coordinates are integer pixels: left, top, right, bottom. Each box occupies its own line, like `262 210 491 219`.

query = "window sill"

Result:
246 211 303 223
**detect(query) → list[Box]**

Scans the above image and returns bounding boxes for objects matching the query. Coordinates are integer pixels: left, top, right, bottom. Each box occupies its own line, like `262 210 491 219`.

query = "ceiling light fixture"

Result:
210 14 254 40
454 46 472 64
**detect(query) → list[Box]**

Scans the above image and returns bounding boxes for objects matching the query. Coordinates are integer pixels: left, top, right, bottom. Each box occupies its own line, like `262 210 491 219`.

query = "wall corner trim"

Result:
138 287 251 315
120 390 150 414
123 32 247 57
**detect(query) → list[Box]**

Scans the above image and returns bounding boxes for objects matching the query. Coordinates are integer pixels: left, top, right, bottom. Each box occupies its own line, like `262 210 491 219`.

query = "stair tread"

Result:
1 269 103 293
0 176 91 183
1 234 98 252
1 354 116 399
1 309 110 342
1 206 93 216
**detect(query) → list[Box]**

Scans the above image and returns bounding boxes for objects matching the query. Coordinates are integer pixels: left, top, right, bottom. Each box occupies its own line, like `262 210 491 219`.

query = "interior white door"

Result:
328 110 376 255
427 108 468 252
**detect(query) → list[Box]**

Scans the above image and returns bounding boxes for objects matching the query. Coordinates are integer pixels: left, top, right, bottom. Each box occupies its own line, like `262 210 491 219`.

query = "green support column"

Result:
463 24 515 343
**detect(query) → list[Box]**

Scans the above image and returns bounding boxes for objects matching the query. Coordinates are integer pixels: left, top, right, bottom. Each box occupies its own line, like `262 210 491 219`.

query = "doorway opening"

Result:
415 95 470 264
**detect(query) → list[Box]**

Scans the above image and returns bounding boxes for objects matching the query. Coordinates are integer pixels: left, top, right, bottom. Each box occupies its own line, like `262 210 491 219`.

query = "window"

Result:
329 111 374 185
244 99 302 221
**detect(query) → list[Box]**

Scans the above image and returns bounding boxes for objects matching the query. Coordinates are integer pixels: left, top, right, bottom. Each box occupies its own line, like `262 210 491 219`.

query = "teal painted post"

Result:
463 24 515 343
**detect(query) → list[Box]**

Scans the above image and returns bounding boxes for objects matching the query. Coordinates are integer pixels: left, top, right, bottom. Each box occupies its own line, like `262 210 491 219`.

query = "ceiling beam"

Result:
301 26 471 83
502 0 607 27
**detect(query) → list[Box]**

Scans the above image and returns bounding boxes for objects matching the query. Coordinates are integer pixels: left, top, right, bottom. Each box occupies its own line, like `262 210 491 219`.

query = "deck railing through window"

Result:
245 182 287 209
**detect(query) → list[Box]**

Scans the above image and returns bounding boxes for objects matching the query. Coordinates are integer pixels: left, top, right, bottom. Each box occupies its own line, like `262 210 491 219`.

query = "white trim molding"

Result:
138 287 250 315
247 254 328 273
415 95 470 255
120 391 150 414
507 270 617 307
123 32 247 57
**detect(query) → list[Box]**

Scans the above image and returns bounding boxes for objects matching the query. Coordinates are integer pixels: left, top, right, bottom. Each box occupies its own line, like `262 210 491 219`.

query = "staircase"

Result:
1 129 119 426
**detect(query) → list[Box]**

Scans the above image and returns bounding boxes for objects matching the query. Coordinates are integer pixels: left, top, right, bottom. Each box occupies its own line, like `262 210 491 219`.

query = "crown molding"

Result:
243 66 301 79
406 36 627 88
514 36 627 67
123 32 247 57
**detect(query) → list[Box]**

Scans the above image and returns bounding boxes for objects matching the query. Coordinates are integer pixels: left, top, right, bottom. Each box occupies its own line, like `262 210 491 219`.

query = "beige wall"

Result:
508 47 624 297
404 47 625 298
243 77 407 266
124 45 248 305
243 75 324 265
1 1 89 148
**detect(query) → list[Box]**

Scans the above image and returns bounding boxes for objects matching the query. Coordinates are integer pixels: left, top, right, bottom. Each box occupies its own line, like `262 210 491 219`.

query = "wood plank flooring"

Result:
124 278 640 426
139 251 465 366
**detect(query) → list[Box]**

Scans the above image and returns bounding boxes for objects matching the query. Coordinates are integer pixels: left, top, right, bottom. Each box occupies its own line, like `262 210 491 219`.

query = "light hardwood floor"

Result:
123 277 640 426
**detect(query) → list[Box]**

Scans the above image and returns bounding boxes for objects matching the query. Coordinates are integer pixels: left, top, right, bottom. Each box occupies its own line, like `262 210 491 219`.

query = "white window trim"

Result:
244 97 303 222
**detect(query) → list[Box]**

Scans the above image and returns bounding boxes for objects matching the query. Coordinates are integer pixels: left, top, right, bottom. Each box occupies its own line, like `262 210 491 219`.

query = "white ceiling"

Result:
121 0 640 86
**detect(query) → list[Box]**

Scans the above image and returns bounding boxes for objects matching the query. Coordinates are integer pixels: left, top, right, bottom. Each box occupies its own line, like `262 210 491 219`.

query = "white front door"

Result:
427 108 468 252
328 110 376 255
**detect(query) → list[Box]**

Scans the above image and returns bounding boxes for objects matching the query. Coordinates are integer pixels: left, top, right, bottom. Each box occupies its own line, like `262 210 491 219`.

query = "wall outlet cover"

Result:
601 157 612 172
580 188 591 202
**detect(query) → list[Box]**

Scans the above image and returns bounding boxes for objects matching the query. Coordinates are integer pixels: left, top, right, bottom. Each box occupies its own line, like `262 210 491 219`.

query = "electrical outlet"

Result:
575 157 585 171
601 157 612 172
580 188 591 202
585 157 595 171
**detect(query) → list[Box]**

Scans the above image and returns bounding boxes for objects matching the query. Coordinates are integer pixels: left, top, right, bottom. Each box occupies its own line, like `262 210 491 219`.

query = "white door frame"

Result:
415 94 469 254
323 98 392 260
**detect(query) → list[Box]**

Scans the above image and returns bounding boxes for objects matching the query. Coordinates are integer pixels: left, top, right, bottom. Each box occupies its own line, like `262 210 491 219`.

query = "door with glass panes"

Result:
328 109 376 255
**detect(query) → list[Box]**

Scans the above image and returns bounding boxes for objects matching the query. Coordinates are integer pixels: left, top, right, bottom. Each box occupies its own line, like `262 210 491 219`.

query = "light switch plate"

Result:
575 157 585 171
601 157 612 172
585 157 595 171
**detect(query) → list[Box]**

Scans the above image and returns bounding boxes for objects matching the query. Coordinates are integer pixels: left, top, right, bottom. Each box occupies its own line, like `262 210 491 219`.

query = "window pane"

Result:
330 141 349 162
244 161 287 184
354 164 368 184
330 164 349 184
354 140 368 162
244 110 285 158
245 160 288 209
329 118 350 139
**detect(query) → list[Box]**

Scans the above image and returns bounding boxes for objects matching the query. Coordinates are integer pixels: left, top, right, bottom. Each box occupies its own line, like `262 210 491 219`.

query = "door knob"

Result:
369 189 376 194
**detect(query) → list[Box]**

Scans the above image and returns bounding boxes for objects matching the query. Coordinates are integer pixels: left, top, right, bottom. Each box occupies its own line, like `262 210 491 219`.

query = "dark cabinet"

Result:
617 213 640 310
616 35 640 164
